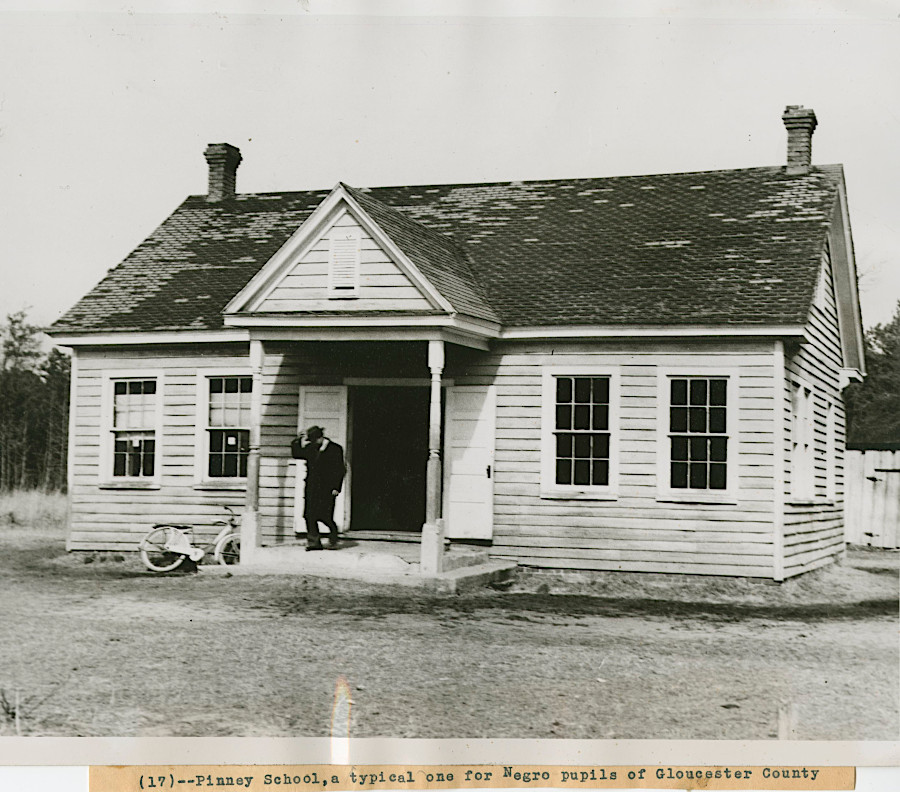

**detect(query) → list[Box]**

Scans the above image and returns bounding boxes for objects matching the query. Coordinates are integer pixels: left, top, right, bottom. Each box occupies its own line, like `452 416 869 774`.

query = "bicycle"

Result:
139 505 241 573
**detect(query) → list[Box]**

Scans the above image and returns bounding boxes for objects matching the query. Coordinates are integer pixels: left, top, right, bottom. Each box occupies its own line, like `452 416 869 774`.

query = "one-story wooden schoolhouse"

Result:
50 106 865 580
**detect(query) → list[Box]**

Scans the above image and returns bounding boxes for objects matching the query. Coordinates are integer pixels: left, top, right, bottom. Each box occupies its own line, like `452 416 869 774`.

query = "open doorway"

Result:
349 386 429 533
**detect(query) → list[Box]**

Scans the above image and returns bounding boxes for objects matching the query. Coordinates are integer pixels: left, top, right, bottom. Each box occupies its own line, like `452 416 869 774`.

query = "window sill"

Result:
657 491 736 506
540 489 618 502
99 481 161 490
194 481 248 492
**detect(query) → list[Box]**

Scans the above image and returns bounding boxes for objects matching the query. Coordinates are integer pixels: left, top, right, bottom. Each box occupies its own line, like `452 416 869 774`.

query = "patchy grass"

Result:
0 489 67 532
0 520 896 739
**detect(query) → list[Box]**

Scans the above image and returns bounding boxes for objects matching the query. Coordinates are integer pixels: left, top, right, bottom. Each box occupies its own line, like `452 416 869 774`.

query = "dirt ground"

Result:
0 524 897 739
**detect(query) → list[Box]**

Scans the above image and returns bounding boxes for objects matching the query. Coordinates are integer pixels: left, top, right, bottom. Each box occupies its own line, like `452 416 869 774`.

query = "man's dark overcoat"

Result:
290 438 346 518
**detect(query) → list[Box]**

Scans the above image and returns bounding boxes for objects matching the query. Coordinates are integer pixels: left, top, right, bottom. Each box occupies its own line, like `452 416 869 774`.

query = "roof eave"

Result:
48 328 251 347
223 311 501 335
498 324 809 341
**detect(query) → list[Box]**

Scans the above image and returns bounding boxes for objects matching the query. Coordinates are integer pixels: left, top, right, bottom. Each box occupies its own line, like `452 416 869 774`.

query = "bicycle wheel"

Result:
214 532 241 566
139 526 187 573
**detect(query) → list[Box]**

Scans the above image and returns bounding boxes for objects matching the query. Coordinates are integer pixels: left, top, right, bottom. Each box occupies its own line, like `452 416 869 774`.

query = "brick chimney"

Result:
203 143 242 202
782 106 817 175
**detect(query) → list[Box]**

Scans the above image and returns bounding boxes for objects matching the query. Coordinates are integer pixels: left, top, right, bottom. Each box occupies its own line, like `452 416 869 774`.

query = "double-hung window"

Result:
112 379 157 477
101 373 162 486
542 368 617 497
669 377 728 490
658 370 735 500
205 376 252 479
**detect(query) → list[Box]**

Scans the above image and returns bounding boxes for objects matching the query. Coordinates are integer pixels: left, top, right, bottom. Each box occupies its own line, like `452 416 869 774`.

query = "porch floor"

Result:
226 538 517 593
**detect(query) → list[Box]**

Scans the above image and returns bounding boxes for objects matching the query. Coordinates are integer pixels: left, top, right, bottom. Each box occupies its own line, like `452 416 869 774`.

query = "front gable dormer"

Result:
226 184 452 317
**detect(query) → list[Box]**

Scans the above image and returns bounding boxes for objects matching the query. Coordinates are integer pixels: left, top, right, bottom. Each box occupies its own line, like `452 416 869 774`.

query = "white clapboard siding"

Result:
845 449 900 548
782 241 848 575
67 345 251 551
495 554 775 578
69 343 325 550
256 211 433 313
450 338 780 577
68 307 851 579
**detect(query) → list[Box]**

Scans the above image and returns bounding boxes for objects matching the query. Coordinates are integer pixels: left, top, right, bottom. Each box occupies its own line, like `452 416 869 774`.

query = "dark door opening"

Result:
349 386 429 533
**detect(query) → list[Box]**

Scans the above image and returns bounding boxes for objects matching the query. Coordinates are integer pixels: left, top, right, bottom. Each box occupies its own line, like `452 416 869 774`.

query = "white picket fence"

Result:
845 449 900 548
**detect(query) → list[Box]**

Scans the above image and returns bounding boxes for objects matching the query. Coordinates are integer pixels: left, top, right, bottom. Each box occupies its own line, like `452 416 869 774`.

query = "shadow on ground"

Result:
260 589 898 623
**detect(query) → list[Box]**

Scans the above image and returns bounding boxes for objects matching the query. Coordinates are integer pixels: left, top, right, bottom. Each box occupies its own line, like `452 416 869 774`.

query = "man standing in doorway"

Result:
291 426 346 550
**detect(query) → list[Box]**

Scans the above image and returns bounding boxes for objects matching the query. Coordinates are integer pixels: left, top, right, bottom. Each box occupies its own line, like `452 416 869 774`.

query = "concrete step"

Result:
346 530 421 543
245 544 416 574
218 541 518 593
425 560 520 594
442 545 492 572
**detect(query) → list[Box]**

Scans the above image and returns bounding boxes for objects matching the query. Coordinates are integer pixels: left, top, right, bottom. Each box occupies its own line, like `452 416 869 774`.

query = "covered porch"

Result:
236 330 509 582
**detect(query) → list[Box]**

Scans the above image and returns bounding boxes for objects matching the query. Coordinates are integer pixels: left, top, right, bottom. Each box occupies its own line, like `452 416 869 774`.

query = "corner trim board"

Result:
773 339 786 582
65 352 78 552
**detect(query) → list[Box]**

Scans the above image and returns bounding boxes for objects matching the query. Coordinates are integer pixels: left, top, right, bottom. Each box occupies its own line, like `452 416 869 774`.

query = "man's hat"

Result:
305 425 325 440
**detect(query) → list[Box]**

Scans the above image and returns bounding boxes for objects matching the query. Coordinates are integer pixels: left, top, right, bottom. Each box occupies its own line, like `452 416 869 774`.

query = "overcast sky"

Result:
1 1 899 332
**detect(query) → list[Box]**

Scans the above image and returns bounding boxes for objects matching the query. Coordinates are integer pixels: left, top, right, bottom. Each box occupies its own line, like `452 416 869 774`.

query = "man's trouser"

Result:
305 513 338 547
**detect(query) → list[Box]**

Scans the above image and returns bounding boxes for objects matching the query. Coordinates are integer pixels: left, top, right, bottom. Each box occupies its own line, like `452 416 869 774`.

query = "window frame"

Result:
789 377 816 503
824 396 836 502
656 367 739 504
99 370 164 489
540 366 619 500
194 368 252 490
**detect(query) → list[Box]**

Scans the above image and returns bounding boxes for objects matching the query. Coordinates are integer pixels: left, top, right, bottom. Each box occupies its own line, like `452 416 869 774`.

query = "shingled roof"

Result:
50 164 842 334
340 183 499 323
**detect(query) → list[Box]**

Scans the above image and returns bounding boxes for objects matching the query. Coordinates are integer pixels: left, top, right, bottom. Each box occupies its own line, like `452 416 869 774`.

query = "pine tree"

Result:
0 311 71 491
1 310 42 372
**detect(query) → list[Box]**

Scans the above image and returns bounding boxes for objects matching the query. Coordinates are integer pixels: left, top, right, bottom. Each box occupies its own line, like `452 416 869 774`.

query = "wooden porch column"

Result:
242 338 263 562
421 339 445 574
425 339 445 523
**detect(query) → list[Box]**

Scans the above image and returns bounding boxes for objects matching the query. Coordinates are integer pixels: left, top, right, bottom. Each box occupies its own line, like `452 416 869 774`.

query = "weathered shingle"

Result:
341 183 498 323
50 165 841 334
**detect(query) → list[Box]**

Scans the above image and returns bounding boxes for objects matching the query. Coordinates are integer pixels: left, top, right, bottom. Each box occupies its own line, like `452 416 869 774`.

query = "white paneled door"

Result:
443 385 496 540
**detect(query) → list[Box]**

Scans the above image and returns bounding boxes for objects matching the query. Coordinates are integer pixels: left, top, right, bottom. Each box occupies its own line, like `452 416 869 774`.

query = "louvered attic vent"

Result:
328 229 360 297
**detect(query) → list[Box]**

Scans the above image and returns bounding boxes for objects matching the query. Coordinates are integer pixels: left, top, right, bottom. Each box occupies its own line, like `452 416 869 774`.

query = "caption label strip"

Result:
90 765 855 791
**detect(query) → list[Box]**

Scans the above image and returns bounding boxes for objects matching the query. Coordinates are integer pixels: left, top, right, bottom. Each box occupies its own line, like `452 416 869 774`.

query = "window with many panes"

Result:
553 375 611 487
668 377 728 490
112 379 157 477
207 376 252 478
